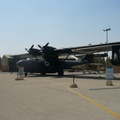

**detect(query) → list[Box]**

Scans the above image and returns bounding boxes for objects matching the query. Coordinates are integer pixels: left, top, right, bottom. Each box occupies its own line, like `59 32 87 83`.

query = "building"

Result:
1 55 13 72
1 54 32 72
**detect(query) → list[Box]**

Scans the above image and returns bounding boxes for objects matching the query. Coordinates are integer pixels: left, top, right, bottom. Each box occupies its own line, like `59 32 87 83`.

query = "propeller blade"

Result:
25 48 29 52
30 44 34 50
45 42 49 47
38 45 42 48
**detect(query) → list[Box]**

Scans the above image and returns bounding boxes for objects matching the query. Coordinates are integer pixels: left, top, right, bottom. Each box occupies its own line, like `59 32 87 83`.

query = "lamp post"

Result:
103 28 111 43
103 28 113 85
103 28 111 66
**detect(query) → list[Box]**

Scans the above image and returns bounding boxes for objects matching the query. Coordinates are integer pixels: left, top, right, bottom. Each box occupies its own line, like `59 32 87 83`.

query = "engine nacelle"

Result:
93 53 108 57
111 46 120 66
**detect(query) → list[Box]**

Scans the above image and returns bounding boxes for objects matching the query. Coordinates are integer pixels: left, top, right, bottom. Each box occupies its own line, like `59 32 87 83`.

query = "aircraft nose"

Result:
16 60 25 67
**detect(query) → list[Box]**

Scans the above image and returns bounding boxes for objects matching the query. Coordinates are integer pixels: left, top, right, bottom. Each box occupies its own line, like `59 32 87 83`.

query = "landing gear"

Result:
41 72 46 76
25 72 28 77
58 70 64 76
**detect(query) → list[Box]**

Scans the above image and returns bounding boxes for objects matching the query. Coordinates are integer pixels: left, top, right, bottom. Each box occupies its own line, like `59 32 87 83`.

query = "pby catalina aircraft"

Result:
16 42 120 76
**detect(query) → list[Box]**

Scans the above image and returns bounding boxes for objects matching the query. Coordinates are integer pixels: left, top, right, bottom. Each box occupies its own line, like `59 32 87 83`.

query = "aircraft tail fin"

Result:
111 46 120 66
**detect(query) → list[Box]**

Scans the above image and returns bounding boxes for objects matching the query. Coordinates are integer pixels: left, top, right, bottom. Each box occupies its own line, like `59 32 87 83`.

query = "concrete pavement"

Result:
0 72 120 120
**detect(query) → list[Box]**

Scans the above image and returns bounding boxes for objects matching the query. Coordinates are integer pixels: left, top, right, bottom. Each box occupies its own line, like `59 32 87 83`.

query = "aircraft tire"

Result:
41 72 46 75
25 72 28 77
58 70 64 76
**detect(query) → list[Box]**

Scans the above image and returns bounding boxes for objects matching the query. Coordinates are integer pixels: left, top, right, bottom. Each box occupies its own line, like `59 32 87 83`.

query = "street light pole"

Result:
103 28 113 84
103 28 111 66
103 28 111 43
103 28 111 67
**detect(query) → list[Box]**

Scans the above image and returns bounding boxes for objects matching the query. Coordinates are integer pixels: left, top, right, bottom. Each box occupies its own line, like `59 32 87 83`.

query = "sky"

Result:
0 0 120 57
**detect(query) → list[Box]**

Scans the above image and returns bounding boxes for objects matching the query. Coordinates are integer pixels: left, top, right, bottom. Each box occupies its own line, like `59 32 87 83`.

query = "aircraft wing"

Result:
55 42 120 55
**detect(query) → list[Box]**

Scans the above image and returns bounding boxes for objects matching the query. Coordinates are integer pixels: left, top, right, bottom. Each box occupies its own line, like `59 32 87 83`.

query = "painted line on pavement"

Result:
67 88 120 119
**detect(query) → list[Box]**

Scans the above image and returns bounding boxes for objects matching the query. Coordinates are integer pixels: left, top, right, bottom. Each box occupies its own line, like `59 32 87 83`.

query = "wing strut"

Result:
58 53 70 76
63 53 70 62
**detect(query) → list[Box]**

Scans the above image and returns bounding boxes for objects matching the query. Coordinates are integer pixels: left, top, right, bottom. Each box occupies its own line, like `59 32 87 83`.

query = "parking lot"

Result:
0 72 120 120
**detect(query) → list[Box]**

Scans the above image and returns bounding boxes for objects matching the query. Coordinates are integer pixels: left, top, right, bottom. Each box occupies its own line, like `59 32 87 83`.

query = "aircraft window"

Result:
26 58 31 60
45 61 49 66
26 58 36 60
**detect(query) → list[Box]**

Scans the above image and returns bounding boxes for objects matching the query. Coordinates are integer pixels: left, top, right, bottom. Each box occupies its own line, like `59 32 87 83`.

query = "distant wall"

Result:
1 54 30 72
1 66 9 72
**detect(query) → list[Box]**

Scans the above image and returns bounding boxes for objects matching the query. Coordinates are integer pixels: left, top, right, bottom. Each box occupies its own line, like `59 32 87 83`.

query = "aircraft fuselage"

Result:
16 58 89 76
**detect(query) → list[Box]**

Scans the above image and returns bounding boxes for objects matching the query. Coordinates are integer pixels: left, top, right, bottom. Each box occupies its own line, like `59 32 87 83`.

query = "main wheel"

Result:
25 72 28 77
41 72 46 75
58 70 64 76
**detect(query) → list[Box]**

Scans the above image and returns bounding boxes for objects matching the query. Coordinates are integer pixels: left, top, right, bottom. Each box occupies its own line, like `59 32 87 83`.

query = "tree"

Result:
106 56 112 66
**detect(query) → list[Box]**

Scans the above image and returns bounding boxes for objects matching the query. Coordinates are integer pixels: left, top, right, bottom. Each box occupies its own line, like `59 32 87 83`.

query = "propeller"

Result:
25 44 41 57
38 42 49 52
25 44 34 53
25 43 54 58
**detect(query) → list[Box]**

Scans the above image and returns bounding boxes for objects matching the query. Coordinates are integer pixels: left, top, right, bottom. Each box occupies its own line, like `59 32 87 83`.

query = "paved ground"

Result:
0 72 120 120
